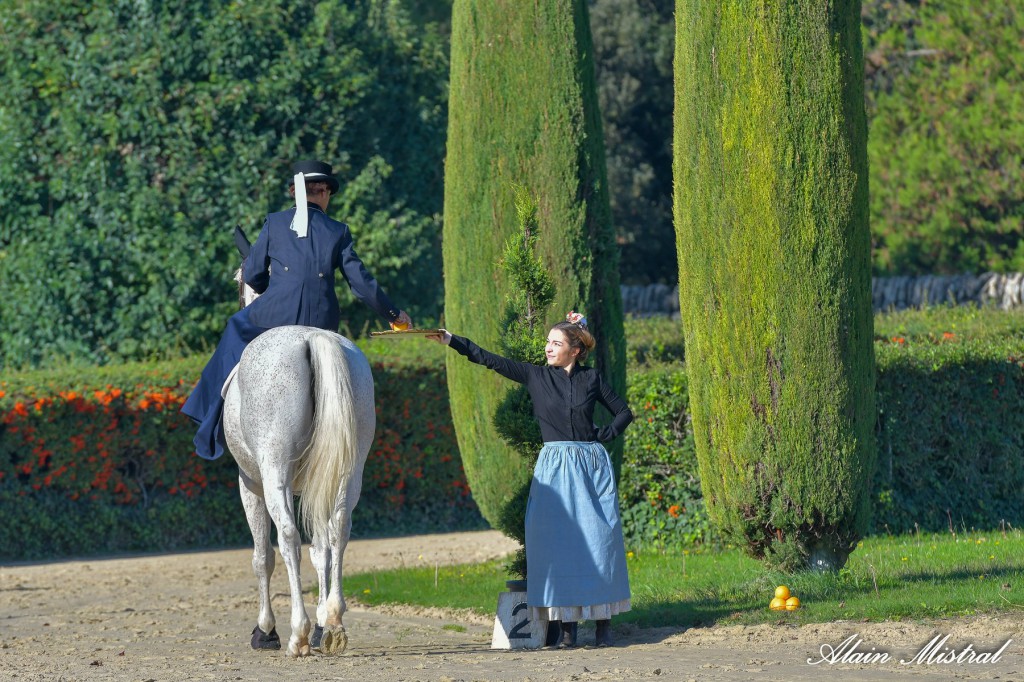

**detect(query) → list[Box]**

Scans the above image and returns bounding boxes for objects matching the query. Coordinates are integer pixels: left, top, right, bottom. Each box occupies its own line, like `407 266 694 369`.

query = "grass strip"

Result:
341 528 1024 628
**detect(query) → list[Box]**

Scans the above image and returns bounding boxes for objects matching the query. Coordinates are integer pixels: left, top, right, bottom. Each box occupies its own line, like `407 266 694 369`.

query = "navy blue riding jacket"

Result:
243 203 400 330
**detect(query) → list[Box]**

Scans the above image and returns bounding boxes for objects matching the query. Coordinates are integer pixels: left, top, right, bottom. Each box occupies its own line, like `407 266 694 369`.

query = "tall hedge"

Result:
673 0 875 570
443 0 624 527
0 0 448 368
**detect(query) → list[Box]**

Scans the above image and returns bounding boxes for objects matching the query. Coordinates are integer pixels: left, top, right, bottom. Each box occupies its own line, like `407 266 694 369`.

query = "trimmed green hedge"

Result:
2 314 1021 560
873 338 1024 533
624 312 1024 552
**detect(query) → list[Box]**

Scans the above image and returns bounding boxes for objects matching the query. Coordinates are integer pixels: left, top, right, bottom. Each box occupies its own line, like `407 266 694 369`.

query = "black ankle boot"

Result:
559 621 578 648
545 619 562 647
595 619 613 647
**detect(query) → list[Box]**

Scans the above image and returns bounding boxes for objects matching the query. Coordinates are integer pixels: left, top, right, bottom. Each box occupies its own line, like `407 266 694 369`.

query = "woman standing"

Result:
428 312 633 648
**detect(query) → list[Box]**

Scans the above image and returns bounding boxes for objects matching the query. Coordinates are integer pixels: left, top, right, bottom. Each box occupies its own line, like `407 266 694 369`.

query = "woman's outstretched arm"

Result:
426 330 534 385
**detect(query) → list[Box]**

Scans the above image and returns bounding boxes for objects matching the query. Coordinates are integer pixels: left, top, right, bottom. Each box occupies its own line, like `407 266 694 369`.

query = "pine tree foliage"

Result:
673 0 876 571
498 186 556 367
491 185 555 577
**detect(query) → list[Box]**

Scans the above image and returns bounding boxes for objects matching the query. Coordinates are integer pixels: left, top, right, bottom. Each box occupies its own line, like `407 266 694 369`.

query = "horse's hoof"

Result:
319 625 348 656
286 638 312 658
250 625 281 650
311 624 324 649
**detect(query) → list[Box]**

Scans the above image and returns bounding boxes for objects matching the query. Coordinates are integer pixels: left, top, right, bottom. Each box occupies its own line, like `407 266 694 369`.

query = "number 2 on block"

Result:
508 602 531 639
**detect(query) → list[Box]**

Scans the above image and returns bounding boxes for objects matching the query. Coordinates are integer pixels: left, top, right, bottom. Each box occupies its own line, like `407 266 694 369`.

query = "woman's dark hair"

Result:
550 321 596 364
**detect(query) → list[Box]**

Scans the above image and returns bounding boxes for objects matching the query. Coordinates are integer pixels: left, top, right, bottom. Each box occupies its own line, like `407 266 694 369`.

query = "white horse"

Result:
221 325 375 657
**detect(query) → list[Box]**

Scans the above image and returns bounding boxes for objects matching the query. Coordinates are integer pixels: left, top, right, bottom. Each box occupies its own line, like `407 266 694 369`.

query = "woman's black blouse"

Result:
448 335 633 444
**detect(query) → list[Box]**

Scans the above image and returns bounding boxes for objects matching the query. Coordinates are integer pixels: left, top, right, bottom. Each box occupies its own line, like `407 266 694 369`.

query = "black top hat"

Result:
291 160 340 194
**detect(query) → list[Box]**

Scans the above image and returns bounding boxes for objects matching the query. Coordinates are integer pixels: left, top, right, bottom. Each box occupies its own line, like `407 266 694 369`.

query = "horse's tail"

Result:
294 330 358 541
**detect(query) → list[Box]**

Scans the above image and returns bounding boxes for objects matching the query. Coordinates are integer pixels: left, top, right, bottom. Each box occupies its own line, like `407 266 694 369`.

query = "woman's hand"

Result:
425 329 452 345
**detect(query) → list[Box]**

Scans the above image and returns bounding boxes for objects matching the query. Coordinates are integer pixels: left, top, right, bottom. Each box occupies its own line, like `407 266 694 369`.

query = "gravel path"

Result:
1 530 1021 681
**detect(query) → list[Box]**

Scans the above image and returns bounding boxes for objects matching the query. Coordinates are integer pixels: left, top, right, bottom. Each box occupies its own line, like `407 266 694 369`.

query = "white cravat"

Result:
291 172 309 238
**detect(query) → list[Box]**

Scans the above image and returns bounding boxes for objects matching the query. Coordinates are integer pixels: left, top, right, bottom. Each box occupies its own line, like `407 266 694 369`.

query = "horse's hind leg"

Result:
318 479 359 656
308 532 329 649
263 478 313 657
238 476 280 650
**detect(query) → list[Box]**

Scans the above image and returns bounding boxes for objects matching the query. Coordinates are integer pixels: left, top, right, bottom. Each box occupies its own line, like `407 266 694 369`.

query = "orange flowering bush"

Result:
0 383 222 506
354 361 481 534
0 353 480 560
619 368 709 552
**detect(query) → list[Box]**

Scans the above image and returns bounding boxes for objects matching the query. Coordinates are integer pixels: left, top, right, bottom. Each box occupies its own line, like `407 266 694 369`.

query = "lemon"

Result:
769 597 786 611
785 596 801 610
390 320 410 331
774 585 790 600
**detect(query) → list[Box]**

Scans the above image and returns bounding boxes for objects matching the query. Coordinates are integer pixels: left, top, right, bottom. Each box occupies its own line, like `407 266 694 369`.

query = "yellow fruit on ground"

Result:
785 596 801 610
769 597 786 611
774 585 790 600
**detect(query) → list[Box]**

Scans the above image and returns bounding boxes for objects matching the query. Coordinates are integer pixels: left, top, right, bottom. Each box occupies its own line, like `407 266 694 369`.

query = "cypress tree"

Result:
673 0 875 570
443 0 624 530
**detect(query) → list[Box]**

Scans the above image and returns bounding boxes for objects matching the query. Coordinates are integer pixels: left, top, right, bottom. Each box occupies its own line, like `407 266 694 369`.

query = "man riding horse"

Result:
182 160 410 657
182 160 412 460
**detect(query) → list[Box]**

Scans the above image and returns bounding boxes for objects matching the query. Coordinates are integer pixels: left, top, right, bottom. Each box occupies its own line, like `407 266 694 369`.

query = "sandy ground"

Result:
1 529 1022 681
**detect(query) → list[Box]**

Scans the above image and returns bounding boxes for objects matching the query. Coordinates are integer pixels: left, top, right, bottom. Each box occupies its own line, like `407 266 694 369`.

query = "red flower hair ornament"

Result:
566 311 588 330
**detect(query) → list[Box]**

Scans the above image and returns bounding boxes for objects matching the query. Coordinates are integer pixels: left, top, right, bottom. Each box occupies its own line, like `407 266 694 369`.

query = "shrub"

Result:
354 354 484 536
489 186 556 578
618 315 1024 548
0 0 449 368
873 332 1024 534
0 340 483 560
5 314 1022 560
619 366 709 551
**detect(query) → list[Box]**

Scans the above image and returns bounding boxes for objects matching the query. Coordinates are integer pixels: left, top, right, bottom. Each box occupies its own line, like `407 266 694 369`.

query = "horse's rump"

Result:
224 325 375 539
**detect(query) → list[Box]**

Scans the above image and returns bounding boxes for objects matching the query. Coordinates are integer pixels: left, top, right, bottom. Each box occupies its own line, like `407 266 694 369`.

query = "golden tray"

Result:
369 328 444 338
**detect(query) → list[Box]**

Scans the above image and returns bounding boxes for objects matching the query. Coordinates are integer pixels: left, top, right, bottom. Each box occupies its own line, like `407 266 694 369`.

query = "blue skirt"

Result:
181 307 269 460
525 441 631 610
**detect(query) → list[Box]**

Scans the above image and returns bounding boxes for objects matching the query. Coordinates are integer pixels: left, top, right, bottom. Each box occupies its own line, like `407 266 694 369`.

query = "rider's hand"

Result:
425 329 452 345
390 310 413 331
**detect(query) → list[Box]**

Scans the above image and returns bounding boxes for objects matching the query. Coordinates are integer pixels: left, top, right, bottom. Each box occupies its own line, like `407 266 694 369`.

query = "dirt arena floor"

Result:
1 529 1021 681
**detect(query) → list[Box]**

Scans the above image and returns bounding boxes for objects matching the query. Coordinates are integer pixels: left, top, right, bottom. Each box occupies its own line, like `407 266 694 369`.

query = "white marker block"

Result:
491 591 546 649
